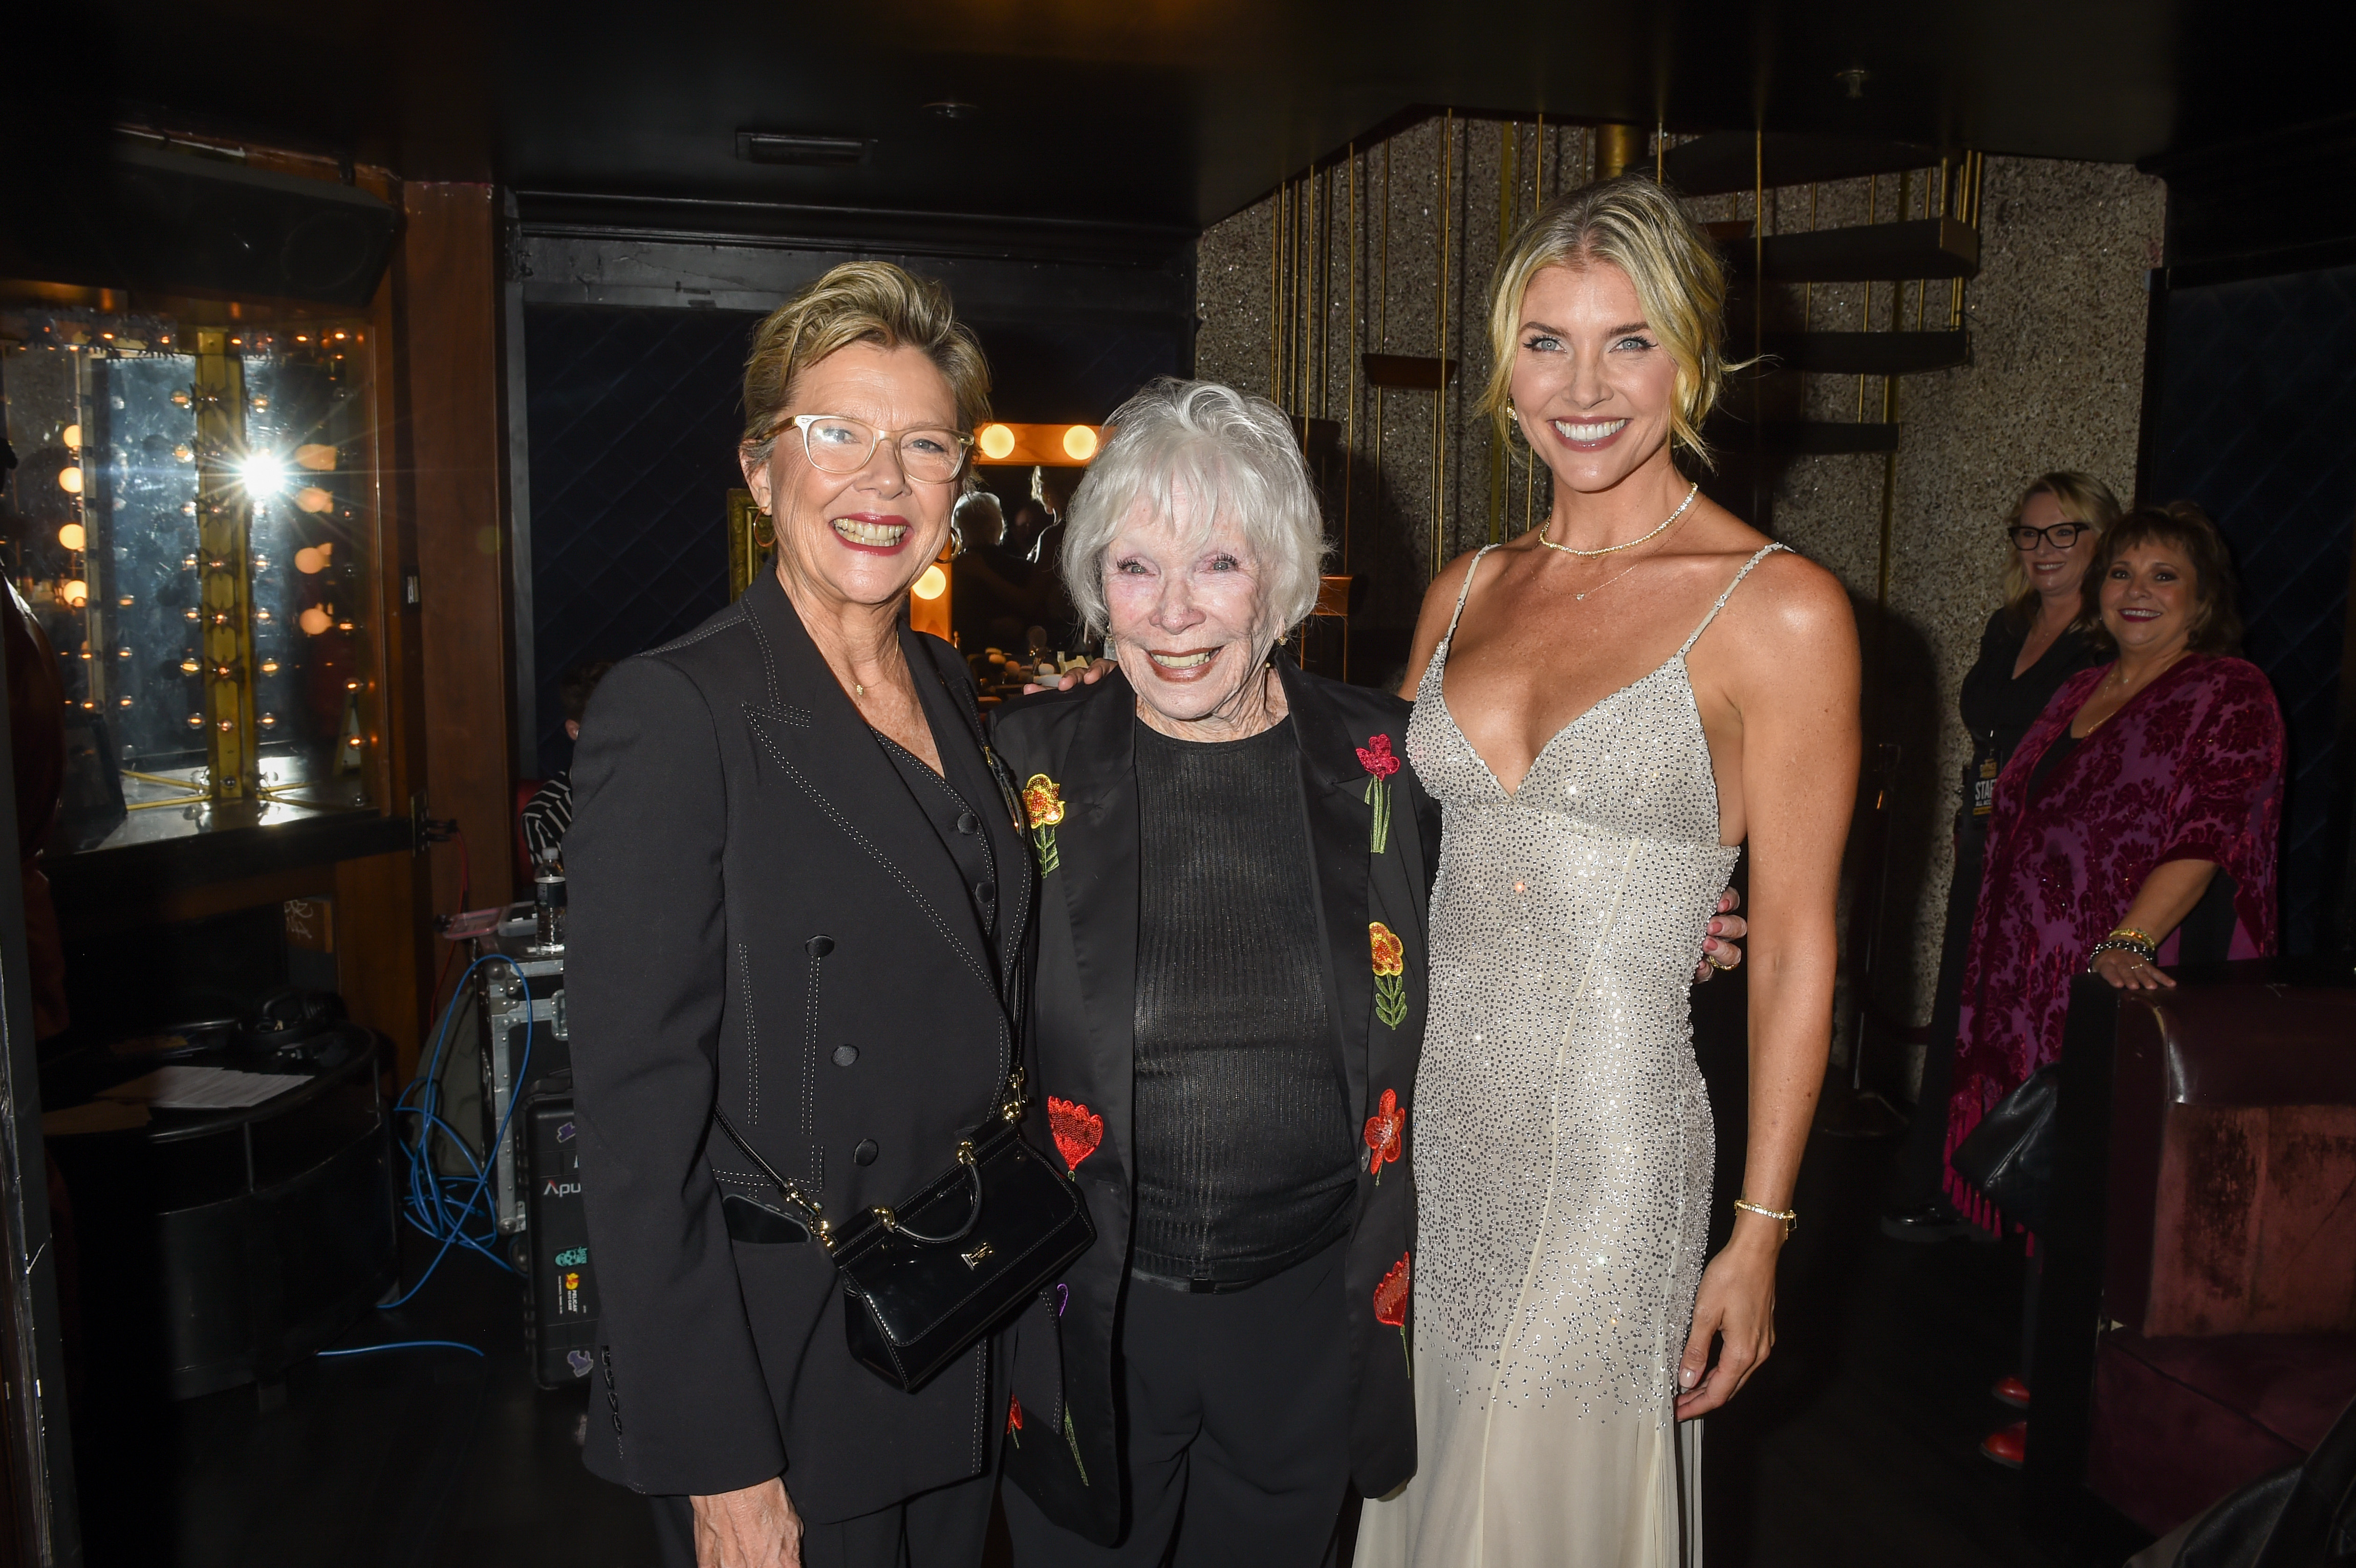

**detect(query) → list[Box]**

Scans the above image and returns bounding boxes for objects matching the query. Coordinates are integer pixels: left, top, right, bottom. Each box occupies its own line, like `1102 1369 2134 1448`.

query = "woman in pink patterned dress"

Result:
1945 502 2285 1465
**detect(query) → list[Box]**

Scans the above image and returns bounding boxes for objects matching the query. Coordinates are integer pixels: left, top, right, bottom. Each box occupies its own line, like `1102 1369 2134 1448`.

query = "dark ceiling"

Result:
22 0 2350 243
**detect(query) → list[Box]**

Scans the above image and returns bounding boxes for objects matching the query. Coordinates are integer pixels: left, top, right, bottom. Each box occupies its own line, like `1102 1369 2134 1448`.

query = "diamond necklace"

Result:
1533 481 1700 559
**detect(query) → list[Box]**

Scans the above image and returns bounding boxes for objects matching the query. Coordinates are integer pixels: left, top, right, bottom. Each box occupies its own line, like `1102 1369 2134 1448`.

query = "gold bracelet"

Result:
2108 926 2157 950
1733 1198 1798 1237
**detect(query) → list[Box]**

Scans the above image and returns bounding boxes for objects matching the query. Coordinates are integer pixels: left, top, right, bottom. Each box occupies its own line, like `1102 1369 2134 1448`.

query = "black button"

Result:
805 935 835 958
976 880 996 905
853 1139 879 1166
956 810 980 835
832 1044 858 1068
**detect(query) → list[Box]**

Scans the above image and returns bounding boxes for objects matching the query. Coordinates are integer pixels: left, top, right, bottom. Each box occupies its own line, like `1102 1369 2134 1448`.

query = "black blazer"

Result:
566 570 1032 1517
991 659 1440 1544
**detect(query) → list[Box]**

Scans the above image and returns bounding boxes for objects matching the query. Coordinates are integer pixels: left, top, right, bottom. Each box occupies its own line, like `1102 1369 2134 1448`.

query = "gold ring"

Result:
1704 953 1734 971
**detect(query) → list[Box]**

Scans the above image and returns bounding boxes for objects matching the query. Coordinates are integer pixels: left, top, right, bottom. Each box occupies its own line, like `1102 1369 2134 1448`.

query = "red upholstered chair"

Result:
2027 971 2356 1539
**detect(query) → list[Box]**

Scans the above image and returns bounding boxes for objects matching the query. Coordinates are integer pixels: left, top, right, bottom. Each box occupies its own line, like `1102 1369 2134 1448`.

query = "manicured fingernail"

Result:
1680 1367 1698 1387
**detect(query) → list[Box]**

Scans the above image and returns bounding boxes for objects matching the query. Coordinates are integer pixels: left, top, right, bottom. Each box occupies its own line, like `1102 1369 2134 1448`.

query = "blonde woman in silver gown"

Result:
1355 178 1860 1567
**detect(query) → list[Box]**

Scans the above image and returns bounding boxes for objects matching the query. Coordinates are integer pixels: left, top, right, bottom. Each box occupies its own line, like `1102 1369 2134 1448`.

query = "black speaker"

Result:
8 144 399 308
521 1075 599 1389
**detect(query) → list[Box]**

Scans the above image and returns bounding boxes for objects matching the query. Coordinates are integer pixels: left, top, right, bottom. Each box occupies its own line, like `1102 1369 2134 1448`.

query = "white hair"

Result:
1059 379 1327 643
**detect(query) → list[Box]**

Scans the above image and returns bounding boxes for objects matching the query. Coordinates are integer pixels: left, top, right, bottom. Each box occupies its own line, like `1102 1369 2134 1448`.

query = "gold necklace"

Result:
1534 481 1700 559
1568 554 1649 604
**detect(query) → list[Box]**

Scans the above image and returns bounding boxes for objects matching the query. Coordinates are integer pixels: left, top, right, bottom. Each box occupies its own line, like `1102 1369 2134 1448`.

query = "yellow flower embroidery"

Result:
1023 773 1065 875
1369 922 1408 1027
1022 774 1066 829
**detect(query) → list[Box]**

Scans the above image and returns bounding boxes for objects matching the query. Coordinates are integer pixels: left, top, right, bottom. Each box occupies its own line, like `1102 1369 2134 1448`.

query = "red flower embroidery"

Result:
1356 733 1401 779
1374 1251 1412 1368
1374 1252 1411 1326
1006 1395 1023 1445
1364 1088 1403 1183
1048 1097 1104 1174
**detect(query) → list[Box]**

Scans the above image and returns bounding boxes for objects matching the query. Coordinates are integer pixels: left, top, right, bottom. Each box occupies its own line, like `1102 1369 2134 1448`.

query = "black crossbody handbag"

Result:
713 1069 1093 1393
1948 1062 2060 1233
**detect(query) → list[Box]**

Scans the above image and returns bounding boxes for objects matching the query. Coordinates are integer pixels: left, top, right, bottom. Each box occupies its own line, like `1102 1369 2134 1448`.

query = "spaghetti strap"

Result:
1678 541 1789 660
1419 545 1500 690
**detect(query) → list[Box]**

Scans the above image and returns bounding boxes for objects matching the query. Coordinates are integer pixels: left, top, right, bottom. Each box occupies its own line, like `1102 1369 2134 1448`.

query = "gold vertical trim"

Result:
1432 110 1453 583
191 326 258 803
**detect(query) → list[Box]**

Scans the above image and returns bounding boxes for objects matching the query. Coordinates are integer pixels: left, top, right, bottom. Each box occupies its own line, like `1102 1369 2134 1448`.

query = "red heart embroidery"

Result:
1048 1097 1103 1174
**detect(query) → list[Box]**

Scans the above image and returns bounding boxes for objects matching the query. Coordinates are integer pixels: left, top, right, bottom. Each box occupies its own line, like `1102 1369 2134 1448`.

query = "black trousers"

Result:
1004 1239 1352 1568
651 1470 995 1568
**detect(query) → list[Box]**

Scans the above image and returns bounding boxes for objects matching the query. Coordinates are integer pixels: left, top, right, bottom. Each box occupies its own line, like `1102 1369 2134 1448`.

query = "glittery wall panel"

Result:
1872 158 2164 1041
2149 265 2356 956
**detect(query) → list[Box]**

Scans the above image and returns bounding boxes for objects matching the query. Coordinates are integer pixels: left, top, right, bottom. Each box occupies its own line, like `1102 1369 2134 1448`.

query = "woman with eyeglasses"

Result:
1882 472 2119 1248
567 261 1040 1568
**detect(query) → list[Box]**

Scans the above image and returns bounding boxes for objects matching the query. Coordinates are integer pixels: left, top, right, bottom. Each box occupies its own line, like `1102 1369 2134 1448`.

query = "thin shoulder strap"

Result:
1442 546 1500 648
1678 542 1790 659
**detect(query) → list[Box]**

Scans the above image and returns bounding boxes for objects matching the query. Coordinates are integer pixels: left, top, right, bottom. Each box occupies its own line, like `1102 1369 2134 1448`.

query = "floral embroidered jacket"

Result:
1942 654 2284 1223
990 658 1441 1545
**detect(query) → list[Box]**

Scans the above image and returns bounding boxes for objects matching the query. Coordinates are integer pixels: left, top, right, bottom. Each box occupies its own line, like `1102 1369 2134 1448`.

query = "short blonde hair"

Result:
1478 176 1731 467
2001 471 2122 619
1061 379 1326 643
739 260 991 467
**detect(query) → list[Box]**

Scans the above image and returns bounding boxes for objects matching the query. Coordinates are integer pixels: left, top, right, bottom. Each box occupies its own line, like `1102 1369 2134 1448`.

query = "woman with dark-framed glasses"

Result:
1884 471 2120 1247
567 260 1042 1568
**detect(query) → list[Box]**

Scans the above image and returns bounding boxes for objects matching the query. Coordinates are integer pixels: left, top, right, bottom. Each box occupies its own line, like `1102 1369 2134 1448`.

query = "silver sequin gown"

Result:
1356 542 1784 1568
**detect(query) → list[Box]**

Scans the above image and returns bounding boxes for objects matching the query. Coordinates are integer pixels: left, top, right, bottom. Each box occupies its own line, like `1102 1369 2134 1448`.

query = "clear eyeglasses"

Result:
2008 521 2090 550
773 413 973 484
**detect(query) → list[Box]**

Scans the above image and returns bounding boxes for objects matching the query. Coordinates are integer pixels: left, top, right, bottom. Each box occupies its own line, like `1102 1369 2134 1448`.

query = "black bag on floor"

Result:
1950 1062 2060 1232
2127 1388 2356 1567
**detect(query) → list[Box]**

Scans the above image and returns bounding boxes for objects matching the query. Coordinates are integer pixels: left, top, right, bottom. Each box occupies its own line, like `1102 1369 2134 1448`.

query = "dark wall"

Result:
2145 265 2356 956
515 226 1193 778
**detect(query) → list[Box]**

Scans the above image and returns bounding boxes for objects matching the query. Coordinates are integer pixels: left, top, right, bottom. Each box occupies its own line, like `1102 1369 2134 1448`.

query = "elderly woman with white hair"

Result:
991 379 1743 1566
988 378 1441 1566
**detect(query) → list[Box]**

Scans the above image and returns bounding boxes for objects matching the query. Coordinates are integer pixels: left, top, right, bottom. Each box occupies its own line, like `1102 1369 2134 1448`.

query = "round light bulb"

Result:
295 486 333 514
912 563 948 601
294 546 325 574
294 444 338 472
299 606 332 636
57 466 82 494
61 580 87 606
57 522 85 551
1062 425 1099 462
977 424 1016 460
61 424 81 448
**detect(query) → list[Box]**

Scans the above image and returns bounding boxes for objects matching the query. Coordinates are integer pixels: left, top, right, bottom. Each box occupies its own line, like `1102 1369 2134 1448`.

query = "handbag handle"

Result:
872 1141 985 1245
712 1105 833 1249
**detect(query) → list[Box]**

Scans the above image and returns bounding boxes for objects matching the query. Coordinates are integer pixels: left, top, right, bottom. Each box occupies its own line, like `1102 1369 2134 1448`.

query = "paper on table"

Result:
96 1064 307 1110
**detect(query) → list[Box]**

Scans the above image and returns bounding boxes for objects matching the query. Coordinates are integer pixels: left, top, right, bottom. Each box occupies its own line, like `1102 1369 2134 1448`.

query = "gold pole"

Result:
1432 110 1453 583
1594 123 1641 181
1489 120 1518 544
1345 143 1357 682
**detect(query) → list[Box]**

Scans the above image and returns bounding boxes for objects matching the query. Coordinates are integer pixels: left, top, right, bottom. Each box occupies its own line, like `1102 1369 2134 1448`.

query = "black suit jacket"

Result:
566 570 1032 1517
990 660 1440 1544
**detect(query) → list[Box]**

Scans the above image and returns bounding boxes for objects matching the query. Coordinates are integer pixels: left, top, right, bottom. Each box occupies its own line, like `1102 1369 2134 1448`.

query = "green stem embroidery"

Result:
1063 1407 1089 1486
1374 972 1407 1029
1363 776 1393 855
1032 825 1060 877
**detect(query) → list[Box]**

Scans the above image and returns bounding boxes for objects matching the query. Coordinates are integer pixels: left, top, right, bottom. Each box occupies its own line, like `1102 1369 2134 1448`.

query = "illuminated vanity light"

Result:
344 679 358 690
61 424 81 448
116 646 130 659
183 555 198 570
977 424 1016 460
187 714 203 728
912 564 948 600
336 621 354 632
62 580 88 606
118 698 133 708
294 487 333 515
184 609 200 622
57 522 84 551
299 607 331 636
261 659 280 674
239 453 288 498
211 613 229 625
57 467 82 494
293 444 337 472
295 547 326 574
258 713 278 729
1062 425 1099 461
255 609 272 623
117 596 133 607
180 660 200 674
81 700 94 710
251 396 269 411
218 719 234 731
